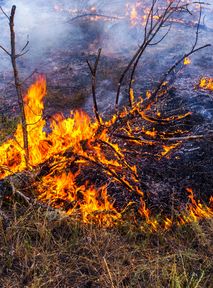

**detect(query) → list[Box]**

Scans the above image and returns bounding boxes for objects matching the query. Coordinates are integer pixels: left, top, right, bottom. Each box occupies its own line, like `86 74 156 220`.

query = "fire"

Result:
130 6 137 24
184 57 191 65
0 77 212 229
161 143 180 158
37 172 121 227
199 77 213 91
0 76 96 177
178 188 213 225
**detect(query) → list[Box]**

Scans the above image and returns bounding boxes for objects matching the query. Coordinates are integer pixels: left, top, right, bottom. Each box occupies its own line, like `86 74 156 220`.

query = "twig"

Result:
162 133 213 142
0 6 9 20
113 133 157 144
20 69 38 85
115 0 188 108
87 48 102 123
0 45 11 56
103 257 115 288
152 2 211 102
153 44 210 100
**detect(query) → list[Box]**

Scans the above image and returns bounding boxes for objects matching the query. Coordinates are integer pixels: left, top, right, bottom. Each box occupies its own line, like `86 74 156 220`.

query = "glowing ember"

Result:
184 57 191 65
199 77 213 91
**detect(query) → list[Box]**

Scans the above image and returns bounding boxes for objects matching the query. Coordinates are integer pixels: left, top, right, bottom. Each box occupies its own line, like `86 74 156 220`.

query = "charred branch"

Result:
87 48 102 123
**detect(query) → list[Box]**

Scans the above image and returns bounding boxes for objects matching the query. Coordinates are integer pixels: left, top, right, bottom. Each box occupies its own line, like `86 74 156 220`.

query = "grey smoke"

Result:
0 0 139 67
0 0 212 75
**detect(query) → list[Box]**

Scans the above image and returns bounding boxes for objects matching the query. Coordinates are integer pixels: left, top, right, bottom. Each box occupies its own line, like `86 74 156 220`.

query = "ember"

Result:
199 77 213 91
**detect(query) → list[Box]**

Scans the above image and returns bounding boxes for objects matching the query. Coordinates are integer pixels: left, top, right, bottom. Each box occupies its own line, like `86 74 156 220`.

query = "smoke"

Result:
0 0 212 74
0 0 140 63
0 0 73 69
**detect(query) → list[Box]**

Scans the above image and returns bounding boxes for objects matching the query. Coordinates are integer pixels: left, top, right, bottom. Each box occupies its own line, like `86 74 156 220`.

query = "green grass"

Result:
0 115 19 144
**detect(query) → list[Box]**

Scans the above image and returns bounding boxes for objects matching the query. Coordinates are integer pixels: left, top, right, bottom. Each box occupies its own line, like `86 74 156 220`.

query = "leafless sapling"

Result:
0 5 30 168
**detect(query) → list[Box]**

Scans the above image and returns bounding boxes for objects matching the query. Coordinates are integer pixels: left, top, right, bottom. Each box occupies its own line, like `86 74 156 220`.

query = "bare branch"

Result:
115 0 186 108
0 45 11 57
16 49 30 58
68 13 121 23
87 48 102 124
162 132 213 141
0 6 9 20
10 178 32 206
21 37 29 52
20 69 38 85
153 44 211 100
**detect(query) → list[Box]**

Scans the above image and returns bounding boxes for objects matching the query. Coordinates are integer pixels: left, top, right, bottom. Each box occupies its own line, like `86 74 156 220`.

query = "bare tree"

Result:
0 5 30 168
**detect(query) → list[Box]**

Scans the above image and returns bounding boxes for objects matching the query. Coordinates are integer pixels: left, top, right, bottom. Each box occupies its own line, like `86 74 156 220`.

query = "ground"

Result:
0 202 213 288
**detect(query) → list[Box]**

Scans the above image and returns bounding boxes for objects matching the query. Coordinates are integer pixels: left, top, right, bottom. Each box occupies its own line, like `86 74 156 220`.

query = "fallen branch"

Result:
163 132 213 142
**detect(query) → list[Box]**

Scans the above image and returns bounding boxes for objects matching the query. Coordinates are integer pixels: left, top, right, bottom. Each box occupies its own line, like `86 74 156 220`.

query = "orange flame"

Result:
199 77 213 91
0 77 212 228
184 57 191 65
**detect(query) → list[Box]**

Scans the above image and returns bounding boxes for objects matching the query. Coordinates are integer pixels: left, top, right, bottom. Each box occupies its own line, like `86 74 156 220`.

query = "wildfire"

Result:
0 77 212 229
0 76 97 177
178 188 213 225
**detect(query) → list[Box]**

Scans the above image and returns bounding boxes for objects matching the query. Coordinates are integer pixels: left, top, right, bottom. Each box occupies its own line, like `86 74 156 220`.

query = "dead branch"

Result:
9 6 29 167
113 133 158 145
152 3 211 102
0 6 9 19
87 48 102 123
98 139 139 179
115 0 210 109
115 0 185 108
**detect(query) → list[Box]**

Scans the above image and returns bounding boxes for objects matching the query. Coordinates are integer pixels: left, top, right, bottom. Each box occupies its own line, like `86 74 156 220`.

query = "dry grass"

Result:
0 199 212 288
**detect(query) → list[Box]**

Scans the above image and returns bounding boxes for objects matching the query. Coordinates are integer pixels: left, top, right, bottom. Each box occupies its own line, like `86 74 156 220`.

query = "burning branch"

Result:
87 48 102 123
0 6 30 168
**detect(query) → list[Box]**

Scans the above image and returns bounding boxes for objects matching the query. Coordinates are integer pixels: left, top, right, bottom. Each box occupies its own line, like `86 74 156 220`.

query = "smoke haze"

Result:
0 1 212 74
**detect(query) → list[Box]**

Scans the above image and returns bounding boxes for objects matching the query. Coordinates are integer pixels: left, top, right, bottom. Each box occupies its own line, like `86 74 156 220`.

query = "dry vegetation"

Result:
0 199 213 288
0 2 212 287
